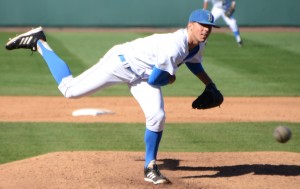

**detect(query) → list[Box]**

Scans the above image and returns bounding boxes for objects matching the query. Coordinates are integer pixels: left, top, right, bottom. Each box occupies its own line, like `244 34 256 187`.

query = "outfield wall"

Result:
0 0 299 27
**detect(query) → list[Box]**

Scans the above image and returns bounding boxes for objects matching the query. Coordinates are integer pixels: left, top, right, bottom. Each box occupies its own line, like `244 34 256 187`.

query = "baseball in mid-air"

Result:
273 126 292 143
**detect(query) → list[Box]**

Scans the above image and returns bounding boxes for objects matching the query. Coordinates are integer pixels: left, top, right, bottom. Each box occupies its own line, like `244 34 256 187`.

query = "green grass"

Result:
1 31 300 96
0 122 299 164
203 32 300 96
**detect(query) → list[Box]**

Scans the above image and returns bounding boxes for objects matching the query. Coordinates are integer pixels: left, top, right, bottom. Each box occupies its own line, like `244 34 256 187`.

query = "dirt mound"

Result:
1 151 300 189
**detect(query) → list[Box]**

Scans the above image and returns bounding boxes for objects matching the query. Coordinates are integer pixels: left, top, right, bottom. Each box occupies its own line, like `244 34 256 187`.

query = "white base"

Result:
72 108 113 116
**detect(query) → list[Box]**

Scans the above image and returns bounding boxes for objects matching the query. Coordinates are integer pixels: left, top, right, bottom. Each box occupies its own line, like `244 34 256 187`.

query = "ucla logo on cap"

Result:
188 9 220 28
208 13 213 22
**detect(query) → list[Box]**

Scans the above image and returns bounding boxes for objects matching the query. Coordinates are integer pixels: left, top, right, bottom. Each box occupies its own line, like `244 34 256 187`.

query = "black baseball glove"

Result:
225 7 235 17
192 83 224 109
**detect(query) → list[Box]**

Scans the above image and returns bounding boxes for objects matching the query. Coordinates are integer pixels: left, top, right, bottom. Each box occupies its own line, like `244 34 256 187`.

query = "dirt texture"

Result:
1 151 300 189
0 96 300 123
0 96 300 189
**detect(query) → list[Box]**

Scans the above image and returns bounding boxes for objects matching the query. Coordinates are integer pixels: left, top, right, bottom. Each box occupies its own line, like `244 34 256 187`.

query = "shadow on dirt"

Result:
158 159 300 178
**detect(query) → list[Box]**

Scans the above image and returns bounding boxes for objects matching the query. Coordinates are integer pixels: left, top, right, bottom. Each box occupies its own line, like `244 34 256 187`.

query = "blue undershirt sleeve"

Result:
147 66 171 86
185 62 204 75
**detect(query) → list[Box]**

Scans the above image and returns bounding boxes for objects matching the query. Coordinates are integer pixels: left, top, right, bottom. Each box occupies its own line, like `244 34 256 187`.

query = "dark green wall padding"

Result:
0 0 299 27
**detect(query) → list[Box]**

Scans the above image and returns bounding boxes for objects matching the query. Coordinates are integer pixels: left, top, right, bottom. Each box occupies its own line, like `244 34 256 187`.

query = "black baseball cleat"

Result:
144 160 171 185
5 26 46 51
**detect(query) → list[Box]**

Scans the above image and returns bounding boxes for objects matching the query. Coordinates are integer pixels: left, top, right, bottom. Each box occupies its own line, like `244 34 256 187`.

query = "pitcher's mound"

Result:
1 151 300 189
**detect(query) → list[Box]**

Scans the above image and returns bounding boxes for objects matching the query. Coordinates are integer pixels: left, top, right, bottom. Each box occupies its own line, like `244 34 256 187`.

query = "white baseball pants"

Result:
58 45 166 132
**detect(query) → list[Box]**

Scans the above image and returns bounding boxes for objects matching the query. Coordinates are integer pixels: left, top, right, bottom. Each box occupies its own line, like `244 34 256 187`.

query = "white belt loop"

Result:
118 54 148 80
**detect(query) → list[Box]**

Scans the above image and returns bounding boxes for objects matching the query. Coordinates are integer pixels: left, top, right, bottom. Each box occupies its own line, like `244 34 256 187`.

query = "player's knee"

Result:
58 76 81 99
60 89 82 99
145 109 166 132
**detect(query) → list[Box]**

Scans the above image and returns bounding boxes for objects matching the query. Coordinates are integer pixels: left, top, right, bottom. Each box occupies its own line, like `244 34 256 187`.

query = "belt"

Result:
118 54 136 74
118 54 150 79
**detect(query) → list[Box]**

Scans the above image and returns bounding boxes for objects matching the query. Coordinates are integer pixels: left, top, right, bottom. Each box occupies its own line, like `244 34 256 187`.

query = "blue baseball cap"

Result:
188 9 220 28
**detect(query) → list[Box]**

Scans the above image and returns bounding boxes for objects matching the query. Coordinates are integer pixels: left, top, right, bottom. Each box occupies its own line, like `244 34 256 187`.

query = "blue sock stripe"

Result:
144 129 162 167
233 31 240 37
37 41 71 84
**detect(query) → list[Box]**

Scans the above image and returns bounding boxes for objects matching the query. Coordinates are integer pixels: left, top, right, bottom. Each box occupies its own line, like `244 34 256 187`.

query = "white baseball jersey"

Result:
122 29 205 77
